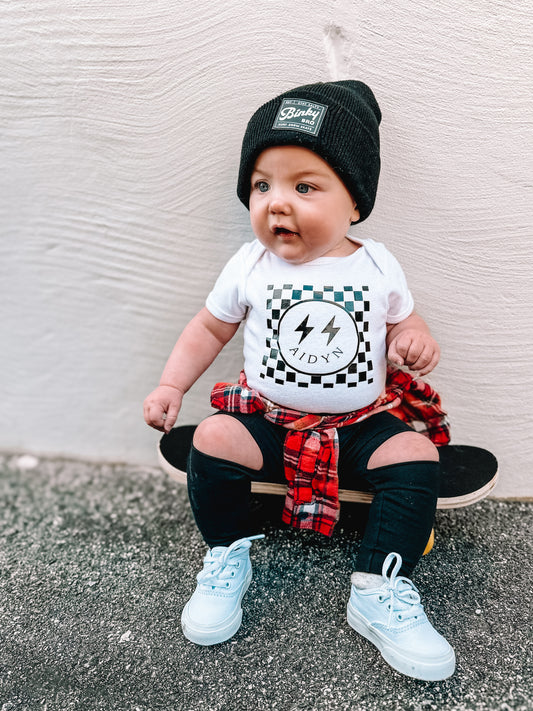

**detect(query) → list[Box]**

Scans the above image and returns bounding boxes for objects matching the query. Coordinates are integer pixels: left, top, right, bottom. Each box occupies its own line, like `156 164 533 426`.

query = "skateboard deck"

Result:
157 425 498 509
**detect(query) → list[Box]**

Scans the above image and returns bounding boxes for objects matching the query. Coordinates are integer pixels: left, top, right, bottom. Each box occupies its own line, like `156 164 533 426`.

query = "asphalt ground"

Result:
0 451 531 711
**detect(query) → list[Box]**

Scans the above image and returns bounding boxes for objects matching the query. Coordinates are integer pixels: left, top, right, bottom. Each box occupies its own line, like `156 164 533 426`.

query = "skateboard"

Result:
157 425 498 510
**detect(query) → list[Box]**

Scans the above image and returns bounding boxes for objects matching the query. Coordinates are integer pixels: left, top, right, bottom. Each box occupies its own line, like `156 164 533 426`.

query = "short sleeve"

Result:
385 251 414 324
205 241 264 323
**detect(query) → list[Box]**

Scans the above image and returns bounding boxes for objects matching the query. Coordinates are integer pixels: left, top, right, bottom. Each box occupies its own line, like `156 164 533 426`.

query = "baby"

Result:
144 80 455 681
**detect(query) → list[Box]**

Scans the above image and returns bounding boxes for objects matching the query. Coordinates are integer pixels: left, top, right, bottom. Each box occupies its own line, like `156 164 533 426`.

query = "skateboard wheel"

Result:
423 528 435 555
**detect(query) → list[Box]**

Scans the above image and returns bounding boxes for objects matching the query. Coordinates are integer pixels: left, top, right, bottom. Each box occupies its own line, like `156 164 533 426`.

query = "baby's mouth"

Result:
273 226 298 237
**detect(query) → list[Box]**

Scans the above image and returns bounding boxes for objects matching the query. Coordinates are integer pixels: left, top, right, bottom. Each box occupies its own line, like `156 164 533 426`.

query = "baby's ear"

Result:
351 205 361 223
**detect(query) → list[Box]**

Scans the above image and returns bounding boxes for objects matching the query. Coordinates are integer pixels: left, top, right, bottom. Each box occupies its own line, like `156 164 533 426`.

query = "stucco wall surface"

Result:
1 1 531 497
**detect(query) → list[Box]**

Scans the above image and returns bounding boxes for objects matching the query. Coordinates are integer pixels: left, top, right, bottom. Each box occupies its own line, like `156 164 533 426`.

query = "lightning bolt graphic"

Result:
322 316 340 345
295 315 314 344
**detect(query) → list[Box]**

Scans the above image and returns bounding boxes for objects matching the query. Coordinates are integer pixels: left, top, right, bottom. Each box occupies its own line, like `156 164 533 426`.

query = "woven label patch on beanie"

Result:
272 98 328 136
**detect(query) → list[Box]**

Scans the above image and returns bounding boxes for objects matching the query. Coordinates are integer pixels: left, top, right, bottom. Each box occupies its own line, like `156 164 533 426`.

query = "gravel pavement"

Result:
0 452 531 711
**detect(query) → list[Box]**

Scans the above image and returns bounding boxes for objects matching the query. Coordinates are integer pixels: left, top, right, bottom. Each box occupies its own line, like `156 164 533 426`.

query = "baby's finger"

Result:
146 403 168 431
415 349 440 376
410 343 440 376
163 404 180 433
404 345 423 368
143 401 157 427
387 340 405 368
405 344 430 370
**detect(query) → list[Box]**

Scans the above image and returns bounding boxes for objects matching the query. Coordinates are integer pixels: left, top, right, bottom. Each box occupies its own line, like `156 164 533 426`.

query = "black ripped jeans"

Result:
187 411 440 577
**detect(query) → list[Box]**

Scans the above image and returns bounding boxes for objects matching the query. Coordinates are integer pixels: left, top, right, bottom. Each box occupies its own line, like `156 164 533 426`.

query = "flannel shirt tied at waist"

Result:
210 367 450 537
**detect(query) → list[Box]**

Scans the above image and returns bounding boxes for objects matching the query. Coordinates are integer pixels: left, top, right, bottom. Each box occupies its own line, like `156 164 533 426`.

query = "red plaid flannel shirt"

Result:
211 368 450 536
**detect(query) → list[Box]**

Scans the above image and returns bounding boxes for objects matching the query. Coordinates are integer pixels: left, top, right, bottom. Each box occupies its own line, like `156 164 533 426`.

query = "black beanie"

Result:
237 80 381 223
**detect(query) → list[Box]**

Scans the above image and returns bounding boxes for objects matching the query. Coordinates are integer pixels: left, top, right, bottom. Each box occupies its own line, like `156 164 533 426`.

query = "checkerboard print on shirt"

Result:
260 283 373 389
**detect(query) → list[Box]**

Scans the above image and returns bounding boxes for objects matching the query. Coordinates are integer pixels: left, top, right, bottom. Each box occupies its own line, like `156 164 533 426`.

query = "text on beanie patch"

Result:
272 98 328 136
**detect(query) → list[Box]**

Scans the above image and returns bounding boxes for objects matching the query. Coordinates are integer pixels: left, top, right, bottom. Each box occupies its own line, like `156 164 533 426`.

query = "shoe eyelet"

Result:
397 614 403 621
225 582 231 588
377 595 385 603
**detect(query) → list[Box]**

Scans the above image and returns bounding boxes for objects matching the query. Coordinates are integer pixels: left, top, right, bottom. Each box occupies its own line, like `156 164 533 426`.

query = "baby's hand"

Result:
143 385 183 434
387 329 440 376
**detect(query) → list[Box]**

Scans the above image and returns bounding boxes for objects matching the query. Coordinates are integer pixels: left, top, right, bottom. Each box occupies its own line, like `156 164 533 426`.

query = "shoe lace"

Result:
380 552 424 628
197 534 264 590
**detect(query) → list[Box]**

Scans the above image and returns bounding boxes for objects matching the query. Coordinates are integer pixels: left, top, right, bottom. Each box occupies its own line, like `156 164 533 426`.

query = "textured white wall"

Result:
1 1 531 497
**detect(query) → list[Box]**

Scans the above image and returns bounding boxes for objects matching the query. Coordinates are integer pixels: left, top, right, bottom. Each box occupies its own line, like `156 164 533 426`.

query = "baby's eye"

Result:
255 180 270 193
296 183 312 194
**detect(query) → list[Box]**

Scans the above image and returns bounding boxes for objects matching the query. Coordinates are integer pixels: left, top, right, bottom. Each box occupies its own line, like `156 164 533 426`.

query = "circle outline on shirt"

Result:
277 299 360 376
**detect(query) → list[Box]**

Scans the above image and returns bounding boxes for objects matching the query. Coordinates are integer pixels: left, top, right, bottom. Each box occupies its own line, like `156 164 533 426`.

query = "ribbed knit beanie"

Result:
237 80 381 223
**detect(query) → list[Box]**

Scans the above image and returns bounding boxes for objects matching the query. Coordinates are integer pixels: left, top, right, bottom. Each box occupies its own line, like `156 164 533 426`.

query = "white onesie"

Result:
206 236 413 414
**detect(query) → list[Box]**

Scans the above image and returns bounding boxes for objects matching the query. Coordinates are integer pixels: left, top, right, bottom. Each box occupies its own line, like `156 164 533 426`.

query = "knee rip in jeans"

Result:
192 415 264 470
366 431 439 470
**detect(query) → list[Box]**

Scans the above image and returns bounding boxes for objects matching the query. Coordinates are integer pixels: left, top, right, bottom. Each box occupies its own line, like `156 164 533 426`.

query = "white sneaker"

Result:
181 535 264 645
347 552 456 680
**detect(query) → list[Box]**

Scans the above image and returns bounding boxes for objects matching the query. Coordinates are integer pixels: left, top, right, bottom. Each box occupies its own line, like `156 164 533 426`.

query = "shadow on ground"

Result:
0 452 531 711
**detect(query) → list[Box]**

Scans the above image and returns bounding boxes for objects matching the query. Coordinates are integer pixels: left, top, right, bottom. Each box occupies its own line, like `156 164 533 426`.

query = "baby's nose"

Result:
268 189 292 214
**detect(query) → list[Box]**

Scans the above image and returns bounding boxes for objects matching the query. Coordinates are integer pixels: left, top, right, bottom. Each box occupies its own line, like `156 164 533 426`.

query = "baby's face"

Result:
249 146 359 265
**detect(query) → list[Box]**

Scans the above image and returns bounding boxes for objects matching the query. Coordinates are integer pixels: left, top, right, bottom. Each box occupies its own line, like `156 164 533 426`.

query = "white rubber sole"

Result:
347 602 456 681
181 569 252 646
